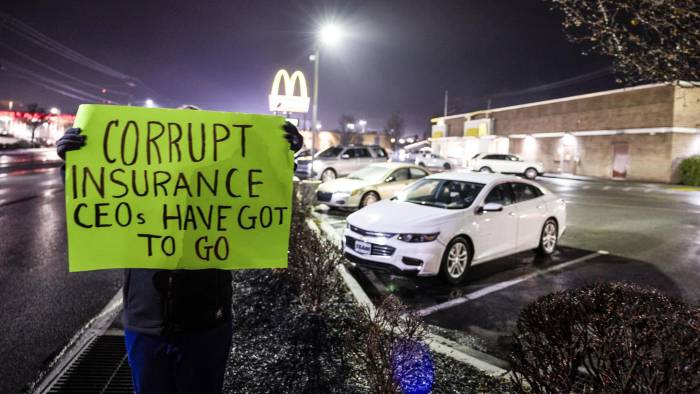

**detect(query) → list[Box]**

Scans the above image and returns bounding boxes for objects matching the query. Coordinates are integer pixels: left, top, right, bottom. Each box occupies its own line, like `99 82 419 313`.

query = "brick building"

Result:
430 83 700 183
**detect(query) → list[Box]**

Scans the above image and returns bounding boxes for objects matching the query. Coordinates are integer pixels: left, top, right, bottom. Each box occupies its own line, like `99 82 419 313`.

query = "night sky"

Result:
1 0 618 135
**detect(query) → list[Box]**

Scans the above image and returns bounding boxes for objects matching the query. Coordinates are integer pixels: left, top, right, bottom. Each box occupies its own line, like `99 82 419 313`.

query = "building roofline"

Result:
432 82 672 122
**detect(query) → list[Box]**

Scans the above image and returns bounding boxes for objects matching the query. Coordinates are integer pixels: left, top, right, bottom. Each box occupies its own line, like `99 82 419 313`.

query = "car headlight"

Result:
397 232 439 243
312 160 324 171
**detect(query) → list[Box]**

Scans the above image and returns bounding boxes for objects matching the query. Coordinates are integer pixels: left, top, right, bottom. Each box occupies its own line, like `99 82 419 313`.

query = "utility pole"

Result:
443 90 448 116
311 48 320 158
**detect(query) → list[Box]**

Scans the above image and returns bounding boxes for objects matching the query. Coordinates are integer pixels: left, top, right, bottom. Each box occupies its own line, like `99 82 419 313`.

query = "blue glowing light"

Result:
391 339 435 394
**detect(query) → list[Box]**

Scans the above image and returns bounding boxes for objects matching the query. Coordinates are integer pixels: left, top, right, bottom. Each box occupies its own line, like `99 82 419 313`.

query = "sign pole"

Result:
311 47 320 159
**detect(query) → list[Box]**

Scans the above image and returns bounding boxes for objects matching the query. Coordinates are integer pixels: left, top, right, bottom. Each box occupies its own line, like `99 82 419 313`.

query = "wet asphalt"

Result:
315 176 700 360
1 151 699 391
0 165 122 394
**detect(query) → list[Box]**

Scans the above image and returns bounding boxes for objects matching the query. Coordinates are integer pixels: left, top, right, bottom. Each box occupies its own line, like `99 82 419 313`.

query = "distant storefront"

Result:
0 110 75 146
299 130 392 153
430 83 700 183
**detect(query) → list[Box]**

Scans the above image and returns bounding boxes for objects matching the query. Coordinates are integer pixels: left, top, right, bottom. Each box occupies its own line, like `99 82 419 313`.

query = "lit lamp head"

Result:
319 24 342 46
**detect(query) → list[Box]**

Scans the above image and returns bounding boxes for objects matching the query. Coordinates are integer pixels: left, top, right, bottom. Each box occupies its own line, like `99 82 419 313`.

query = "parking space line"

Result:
364 269 390 294
418 252 601 317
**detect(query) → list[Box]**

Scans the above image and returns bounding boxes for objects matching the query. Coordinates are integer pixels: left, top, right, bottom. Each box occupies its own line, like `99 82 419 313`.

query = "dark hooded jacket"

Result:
123 269 232 335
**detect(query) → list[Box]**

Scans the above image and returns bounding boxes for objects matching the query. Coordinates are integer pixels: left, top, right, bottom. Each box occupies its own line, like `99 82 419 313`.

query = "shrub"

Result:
224 194 357 393
679 156 700 186
347 296 434 394
509 282 700 393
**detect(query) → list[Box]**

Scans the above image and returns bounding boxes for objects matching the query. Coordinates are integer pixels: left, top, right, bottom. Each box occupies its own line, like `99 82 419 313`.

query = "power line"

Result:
447 67 614 113
0 11 173 104
6 73 102 102
489 67 613 99
0 42 133 98
0 11 134 81
1 59 121 104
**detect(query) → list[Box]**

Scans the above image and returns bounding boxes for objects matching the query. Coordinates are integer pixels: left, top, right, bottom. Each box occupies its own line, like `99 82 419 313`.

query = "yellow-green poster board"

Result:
65 105 293 272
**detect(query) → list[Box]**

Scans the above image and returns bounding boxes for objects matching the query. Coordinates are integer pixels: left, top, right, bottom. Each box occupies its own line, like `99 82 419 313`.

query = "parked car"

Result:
415 152 459 170
315 163 430 209
294 148 311 159
343 172 566 284
468 153 543 179
295 145 389 182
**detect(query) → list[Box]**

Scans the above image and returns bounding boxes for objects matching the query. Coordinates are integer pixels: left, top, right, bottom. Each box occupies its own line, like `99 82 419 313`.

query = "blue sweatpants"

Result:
124 321 233 394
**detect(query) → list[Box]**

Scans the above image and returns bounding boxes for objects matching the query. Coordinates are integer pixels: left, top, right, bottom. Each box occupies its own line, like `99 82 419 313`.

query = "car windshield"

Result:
316 147 343 158
347 165 390 182
395 179 484 209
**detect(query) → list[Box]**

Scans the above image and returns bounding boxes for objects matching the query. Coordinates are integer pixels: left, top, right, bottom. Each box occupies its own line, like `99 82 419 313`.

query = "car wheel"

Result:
479 166 493 173
524 167 538 179
443 162 452 170
320 168 337 182
359 191 380 208
537 219 558 255
440 237 471 284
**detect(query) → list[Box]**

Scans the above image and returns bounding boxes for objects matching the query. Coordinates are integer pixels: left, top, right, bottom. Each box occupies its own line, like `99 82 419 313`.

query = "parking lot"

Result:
313 176 700 361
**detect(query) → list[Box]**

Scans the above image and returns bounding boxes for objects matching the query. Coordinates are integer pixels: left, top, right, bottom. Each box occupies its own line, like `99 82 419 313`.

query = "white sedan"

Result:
468 153 544 179
343 172 566 284
414 152 459 171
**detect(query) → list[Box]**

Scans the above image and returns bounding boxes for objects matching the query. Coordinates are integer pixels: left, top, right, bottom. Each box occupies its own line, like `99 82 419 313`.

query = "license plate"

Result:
354 240 371 255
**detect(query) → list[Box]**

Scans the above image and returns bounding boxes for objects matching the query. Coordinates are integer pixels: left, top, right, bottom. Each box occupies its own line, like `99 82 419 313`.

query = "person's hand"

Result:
56 127 86 160
283 122 303 153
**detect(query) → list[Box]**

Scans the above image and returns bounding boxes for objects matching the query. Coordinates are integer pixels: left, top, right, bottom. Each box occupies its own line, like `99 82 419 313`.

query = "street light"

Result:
49 107 60 115
320 24 342 46
358 119 367 133
311 23 343 160
346 123 355 131
144 99 155 108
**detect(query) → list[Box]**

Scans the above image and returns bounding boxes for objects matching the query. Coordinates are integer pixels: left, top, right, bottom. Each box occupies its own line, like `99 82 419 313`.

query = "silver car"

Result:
295 145 389 182
315 163 430 209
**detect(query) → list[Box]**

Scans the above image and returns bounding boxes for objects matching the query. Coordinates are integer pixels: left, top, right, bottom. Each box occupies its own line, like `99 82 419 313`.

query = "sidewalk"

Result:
541 172 700 193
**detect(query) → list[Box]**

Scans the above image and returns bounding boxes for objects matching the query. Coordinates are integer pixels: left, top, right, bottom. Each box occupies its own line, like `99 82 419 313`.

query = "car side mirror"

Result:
341 153 350 159
482 202 503 212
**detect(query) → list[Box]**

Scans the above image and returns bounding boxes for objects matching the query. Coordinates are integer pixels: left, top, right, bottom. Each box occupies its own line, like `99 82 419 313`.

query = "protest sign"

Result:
65 104 293 272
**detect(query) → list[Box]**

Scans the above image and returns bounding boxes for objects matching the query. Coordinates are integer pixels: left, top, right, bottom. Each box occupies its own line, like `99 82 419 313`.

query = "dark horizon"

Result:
1 0 619 135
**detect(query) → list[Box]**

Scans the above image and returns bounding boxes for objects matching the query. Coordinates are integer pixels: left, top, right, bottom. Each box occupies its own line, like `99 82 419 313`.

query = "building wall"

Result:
673 85 700 128
433 84 700 183
493 85 676 135
510 133 679 182
445 117 465 137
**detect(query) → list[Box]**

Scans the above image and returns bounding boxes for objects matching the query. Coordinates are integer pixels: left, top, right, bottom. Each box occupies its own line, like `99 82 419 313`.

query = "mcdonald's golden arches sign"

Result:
268 69 310 113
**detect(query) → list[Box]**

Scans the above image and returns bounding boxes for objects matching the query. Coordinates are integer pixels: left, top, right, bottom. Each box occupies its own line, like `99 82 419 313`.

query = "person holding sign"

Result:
57 107 303 394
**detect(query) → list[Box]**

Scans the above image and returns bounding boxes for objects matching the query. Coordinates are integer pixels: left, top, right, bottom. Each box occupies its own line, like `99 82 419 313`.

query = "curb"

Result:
28 289 124 394
541 173 700 193
306 217 510 378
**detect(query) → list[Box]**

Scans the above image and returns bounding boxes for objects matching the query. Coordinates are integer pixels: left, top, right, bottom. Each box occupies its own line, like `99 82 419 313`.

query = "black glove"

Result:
283 121 303 153
56 127 86 160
